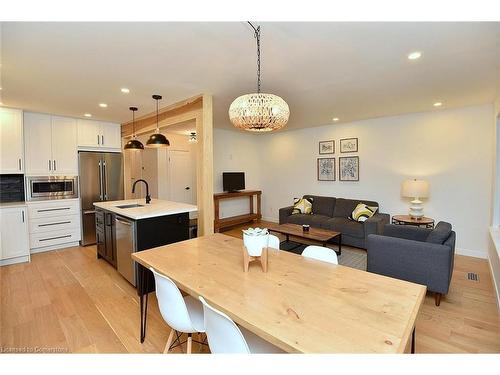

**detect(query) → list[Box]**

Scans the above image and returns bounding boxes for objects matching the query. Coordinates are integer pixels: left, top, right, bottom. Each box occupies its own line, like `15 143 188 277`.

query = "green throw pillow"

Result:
351 203 378 222
292 197 313 215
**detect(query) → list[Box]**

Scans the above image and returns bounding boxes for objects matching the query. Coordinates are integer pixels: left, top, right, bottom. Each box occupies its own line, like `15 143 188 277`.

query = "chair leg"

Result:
434 292 442 306
163 329 175 354
187 333 192 354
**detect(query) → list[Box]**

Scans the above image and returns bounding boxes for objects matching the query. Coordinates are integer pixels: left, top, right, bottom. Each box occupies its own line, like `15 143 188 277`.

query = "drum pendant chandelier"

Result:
229 22 289 132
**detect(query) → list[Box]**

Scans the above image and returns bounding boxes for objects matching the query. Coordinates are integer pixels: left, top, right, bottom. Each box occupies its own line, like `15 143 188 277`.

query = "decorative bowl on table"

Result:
242 227 269 256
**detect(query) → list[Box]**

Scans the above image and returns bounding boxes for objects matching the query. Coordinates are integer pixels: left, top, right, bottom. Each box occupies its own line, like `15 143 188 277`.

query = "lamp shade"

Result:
402 179 429 198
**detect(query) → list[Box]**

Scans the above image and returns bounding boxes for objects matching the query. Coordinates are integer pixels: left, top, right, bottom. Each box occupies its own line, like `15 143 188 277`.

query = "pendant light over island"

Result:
146 94 170 148
124 106 144 151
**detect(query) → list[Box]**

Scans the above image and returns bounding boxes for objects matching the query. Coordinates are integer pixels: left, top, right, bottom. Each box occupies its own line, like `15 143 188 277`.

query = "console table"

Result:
214 190 262 232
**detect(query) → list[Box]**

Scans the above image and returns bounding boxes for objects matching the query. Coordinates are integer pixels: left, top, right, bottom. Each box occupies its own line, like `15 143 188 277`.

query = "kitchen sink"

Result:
116 204 144 209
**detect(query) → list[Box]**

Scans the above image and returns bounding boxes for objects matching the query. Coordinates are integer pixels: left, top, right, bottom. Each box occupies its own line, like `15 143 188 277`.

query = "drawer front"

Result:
28 199 79 219
30 228 81 249
29 214 80 234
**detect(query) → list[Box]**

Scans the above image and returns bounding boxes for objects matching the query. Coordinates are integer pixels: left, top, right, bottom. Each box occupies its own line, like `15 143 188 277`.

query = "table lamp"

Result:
401 179 429 219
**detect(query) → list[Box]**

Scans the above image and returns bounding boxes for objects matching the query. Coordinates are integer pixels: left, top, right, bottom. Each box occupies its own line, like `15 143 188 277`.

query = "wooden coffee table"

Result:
266 223 342 255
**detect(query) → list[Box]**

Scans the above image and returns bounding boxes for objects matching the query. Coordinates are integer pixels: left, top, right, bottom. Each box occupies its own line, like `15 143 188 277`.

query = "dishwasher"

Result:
115 215 137 286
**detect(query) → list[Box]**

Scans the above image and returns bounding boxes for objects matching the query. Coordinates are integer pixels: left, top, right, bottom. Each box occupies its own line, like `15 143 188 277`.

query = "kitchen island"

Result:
93 198 197 342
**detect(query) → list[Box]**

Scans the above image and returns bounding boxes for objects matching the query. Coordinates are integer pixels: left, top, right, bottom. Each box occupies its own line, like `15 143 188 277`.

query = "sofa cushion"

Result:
351 203 378 222
303 195 336 217
323 217 365 238
286 213 330 228
292 197 313 215
333 198 379 218
426 221 452 244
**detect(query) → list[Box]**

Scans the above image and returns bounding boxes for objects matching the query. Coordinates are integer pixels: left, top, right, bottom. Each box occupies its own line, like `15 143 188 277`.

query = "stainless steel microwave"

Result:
26 176 79 201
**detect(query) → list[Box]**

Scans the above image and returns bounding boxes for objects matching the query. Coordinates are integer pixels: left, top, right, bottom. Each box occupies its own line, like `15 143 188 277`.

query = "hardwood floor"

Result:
1 220 499 353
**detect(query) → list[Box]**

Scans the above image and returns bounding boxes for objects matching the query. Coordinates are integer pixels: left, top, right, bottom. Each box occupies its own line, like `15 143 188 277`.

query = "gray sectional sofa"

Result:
278 195 390 249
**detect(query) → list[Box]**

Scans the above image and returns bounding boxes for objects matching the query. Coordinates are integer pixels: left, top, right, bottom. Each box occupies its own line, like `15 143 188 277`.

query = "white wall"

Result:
214 104 496 258
213 128 261 219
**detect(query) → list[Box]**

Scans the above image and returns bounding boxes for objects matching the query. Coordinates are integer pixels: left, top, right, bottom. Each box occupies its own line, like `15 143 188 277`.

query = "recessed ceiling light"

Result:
99 103 108 108
121 88 130 94
84 113 92 117
408 51 422 60
433 102 443 107
332 117 339 122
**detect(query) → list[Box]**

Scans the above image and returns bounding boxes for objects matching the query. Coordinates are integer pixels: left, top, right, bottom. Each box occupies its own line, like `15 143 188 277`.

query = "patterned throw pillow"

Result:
292 197 313 215
351 203 378 222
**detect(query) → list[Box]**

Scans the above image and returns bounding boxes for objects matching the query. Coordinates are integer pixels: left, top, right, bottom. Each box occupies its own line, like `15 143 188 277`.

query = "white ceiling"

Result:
1 22 499 131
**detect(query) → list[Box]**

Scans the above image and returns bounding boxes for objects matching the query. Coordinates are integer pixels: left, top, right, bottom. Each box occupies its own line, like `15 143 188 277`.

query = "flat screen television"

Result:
223 172 245 192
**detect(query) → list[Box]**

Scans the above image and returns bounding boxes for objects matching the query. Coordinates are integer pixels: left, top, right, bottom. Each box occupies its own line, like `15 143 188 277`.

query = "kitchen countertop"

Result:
93 199 197 220
0 201 27 209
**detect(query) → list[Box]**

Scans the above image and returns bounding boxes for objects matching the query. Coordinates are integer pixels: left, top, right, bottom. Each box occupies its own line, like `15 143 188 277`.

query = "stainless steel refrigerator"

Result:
79 151 123 245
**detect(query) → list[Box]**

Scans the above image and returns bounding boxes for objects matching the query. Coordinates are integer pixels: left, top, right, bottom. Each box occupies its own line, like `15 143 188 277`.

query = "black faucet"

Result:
132 179 151 204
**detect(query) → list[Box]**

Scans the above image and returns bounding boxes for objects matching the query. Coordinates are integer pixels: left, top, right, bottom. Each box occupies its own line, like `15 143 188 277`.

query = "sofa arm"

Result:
367 234 453 294
364 213 390 238
279 206 294 224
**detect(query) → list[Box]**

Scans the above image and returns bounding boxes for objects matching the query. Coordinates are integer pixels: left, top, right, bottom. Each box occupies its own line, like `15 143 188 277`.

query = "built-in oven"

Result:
26 176 78 201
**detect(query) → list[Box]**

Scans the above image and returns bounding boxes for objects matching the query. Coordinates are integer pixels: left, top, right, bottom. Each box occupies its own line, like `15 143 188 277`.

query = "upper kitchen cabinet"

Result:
51 116 78 174
77 119 122 151
24 112 78 176
0 107 24 174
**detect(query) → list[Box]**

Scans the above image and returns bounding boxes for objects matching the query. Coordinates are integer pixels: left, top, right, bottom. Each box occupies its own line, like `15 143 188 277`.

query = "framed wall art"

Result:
339 156 359 181
317 158 336 181
340 138 358 153
319 140 335 154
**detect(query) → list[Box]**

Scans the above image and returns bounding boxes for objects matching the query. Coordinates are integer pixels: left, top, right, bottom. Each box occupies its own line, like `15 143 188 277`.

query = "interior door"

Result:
24 112 52 175
51 116 78 175
168 150 195 204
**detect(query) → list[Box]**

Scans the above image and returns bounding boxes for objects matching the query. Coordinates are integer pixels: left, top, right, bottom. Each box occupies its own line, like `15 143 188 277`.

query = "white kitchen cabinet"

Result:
0 107 24 174
27 199 81 253
51 116 78 174
24 112 78 175
24 112 52 175
77 119 122 150
101 121 122 149
0 206 30 264
77 119 101 148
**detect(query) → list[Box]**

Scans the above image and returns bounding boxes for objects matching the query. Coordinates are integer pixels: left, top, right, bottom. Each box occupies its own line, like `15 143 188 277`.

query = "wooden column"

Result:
196 94 214 235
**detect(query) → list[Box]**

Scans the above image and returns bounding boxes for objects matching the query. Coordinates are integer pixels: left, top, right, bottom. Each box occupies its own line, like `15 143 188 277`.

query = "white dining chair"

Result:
199 296 284 354
302 245 338 264
150 267 205 354
268 234 281 250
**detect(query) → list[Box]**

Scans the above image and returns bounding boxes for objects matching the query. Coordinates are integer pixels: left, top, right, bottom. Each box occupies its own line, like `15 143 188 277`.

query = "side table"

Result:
392 215 435 229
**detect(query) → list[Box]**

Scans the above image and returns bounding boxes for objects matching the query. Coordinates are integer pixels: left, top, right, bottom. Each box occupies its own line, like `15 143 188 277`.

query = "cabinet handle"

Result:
39 234 72 242
22 211 25 222
19 158 22 171
54 160 57 171
101 135 104 145
38 221 71 227
37 207 71 213
97 135 100 145
48 160 51 171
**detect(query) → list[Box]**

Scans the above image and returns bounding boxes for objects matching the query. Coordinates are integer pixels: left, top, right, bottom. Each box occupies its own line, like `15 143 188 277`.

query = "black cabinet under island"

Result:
93 199 197 342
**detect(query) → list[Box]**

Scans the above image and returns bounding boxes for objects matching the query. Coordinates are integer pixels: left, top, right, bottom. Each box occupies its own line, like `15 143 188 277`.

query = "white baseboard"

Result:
30 241 80 254
261 216 278 223
455 247 488 259
0 255 30 266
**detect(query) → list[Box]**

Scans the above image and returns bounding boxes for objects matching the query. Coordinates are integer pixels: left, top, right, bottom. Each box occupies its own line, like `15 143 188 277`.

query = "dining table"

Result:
132 233 426 353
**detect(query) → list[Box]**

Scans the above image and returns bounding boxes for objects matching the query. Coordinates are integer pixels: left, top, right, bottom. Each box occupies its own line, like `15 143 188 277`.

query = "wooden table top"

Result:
266 222 340 241
132 233 426 353
393 215 434 224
